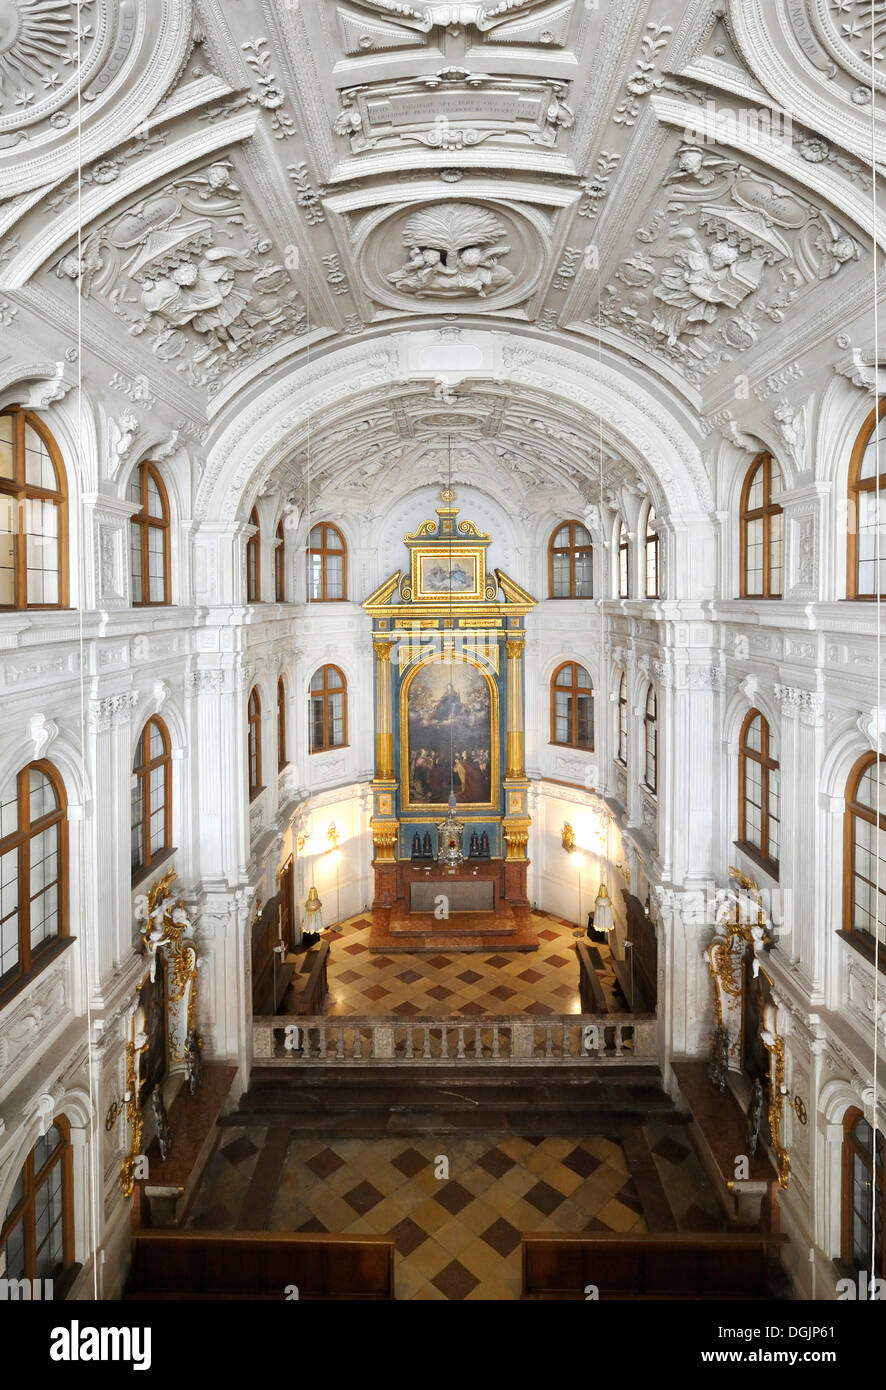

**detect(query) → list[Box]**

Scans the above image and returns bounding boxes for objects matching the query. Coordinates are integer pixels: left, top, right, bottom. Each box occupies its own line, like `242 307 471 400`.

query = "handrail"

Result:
252 1013 657 1064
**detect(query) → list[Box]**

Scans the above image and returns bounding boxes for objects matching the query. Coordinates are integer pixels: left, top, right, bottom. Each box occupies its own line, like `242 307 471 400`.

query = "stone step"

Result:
225 1063 675 1132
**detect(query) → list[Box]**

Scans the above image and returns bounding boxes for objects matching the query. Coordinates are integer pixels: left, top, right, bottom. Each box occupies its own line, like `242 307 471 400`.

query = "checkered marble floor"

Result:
188 1131 647 1301
302 911 623 1018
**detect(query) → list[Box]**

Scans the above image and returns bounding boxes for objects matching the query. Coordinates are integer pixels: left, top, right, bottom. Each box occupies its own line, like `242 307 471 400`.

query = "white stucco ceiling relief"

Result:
0 0 878 537
0 0 194 195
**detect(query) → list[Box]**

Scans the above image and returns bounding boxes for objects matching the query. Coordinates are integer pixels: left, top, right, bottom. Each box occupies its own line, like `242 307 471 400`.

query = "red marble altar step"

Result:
369 901 539 952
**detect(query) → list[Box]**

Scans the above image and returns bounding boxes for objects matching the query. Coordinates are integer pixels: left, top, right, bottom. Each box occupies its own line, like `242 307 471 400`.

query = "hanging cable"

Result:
868 0 882 1280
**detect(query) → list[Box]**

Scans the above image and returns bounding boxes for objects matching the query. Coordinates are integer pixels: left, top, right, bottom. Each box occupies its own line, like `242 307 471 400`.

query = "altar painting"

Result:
404 659 494 807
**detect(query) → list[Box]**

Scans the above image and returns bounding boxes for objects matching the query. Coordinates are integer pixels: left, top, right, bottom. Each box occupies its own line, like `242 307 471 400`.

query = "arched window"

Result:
548 522 593 598
246 507 261 603
131 717 171 880
643 686 657 793
618 521 630 598
844 752 886 950
0 406 68 610
842 1108 884 1278
645 508 660 598
128 461 170 606
274 519 285 603
0 1119 73 1286
277 676 287 771
247 687 263 800
309 665 347 752
848 399 886 600
0 761 67 997
738 710 780 876
308 523 347 602
551 662 594 750
740 453 783 598
617 672 628 765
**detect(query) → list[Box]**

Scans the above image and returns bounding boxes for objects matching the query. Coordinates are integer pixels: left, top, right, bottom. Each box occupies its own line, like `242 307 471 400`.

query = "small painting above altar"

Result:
415 549 482 602
404 659 495 808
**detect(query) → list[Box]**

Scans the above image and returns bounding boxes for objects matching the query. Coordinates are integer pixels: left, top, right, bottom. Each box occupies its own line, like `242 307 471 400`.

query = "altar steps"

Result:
226 1064 675 1135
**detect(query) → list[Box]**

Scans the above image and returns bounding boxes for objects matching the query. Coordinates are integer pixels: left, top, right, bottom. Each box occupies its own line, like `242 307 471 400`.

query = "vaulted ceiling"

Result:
0 0 881 517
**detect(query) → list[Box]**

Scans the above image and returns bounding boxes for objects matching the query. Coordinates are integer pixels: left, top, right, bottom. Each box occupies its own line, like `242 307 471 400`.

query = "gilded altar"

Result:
362 490 535 915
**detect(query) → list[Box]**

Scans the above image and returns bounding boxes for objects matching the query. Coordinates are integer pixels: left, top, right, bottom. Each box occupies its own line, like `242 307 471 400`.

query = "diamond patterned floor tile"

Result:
433 1180 475 1216
523 1179 566 1216
431 1259 480 1300
342 1180 385 1215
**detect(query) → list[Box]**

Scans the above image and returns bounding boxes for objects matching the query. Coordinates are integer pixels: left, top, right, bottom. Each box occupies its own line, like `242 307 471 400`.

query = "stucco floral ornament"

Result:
799 137 829 163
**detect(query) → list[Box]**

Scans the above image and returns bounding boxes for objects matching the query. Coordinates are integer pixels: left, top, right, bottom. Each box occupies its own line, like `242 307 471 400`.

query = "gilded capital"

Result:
375 640 395 663
505 638 524 661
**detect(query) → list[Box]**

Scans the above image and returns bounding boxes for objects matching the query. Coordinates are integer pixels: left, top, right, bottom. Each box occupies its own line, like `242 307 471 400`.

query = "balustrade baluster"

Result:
353 1025 363 1060
335 1025 344 1059
318 1024 327 1059
440 1024 449 1059
422 1024 432 1060
457 1023 466 1060
405 1022 414 1060
544 1024 553 1058
614 1026 623 1058
492 1022 500 1058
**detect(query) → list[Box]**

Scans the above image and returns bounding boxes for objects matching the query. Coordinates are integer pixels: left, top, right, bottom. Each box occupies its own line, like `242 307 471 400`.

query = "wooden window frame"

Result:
248 687 263 800
274 519 285 603
277 675 288 772
0 405 69 611
309 665 348 753
738 709 779 878
131 717 172 884
618 521 630 598
307 522 347 603
0 760 68 1002
617 672 628 765
740 452 783 599
246 507 261 604
645 509 660 599
0 1117 74 1285
643 686 657 794
129 460 171 607
843 751 886 957
847 398 886 601
841 1106 884 1278
548 521 593 599
550 661 594 751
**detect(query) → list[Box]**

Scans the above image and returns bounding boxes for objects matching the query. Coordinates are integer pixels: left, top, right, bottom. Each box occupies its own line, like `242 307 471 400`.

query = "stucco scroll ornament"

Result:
346 0 549 32
772 397 806 468
858 707 886 751
388 204 512 298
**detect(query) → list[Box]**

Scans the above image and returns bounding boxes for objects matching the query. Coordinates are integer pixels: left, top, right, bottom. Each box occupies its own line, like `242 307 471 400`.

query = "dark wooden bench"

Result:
126 1229 394 1300
610 956 654 1014
574 941 608 1015
521 1231 789 1299
289 940 330 1016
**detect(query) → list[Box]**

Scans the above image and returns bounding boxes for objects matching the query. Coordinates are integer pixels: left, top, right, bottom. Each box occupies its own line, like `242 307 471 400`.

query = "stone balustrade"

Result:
252 1014 657 1065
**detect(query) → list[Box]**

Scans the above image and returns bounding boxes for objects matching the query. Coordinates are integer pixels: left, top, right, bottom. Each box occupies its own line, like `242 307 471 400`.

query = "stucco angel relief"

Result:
649 227 766 350
132 240 260 364
388 203 512 298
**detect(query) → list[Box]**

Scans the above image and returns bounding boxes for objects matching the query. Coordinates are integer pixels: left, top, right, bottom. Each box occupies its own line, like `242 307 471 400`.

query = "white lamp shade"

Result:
593 883 615 932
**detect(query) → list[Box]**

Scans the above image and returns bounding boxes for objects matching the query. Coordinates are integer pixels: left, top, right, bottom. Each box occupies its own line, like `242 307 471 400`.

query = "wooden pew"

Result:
126 1230 394 1300
521 1231 789 1300
574 941 608 1015
289 940 330 1016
